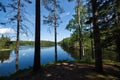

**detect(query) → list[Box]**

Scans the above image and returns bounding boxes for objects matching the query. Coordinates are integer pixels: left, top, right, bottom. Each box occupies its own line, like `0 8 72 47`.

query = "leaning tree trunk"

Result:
54 0 58 62
33 0 41 71
91 0 103 72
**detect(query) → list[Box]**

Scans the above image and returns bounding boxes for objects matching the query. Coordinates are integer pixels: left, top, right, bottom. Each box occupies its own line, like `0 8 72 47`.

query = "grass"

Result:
0 49 11 51
56 59 118 64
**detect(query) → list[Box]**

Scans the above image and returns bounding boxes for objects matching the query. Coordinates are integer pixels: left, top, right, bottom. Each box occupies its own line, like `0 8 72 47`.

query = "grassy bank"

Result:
0 49 11 52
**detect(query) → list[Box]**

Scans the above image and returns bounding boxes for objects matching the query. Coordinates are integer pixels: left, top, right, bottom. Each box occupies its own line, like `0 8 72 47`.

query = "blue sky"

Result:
0 0 76 42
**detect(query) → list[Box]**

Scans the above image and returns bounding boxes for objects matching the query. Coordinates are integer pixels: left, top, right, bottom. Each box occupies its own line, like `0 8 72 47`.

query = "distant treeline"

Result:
41 41 54 47
0 35 54 50
12 40 55 47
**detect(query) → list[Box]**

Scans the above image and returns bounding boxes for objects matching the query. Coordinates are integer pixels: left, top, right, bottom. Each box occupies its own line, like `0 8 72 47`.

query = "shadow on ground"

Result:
6 62 120 80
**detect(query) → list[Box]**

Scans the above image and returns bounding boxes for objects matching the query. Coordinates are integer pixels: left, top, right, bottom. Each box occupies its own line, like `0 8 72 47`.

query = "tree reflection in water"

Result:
15 49 19 72
0 50 11 63
61 46 118 61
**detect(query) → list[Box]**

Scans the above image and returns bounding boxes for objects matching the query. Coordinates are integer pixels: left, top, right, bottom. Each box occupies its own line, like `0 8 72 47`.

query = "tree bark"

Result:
91 0 103 72
77 0 83 60
54 0 58 62
115 0 120 62
15 0 20 72
33 0 41 71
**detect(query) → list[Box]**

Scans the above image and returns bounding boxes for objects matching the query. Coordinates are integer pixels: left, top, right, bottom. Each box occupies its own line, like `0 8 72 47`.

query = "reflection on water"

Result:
0 46 74 76
0 45 118 76
0 50 15 76
15 49 19 72
61 46 118 61
61 46 80 60
0 50 11 63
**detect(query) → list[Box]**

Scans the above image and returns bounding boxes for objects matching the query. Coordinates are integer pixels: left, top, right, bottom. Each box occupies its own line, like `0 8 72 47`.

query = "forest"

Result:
0 0 120 80
0 34 54 51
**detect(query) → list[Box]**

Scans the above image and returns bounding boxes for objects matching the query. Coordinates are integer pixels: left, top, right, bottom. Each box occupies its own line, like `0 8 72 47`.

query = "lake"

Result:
0 45 117 76
0 46 74 76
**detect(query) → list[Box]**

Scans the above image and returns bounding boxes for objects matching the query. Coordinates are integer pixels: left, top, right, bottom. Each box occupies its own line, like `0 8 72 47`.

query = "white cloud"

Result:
28 38 32 41
4 57 15 63
61 12 71 17
22 34 27 37
66 12 70 16
0 27 15 34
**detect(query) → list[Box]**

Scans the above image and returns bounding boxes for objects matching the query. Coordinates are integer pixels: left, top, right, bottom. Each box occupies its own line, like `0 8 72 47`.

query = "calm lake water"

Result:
0 45 117 76
0 46 74 76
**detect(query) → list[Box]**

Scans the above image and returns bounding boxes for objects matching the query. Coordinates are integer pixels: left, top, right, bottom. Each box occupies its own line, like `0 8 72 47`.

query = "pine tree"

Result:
33 0 41 71
91 0 103 72
42 0 63 62
7 0 32 71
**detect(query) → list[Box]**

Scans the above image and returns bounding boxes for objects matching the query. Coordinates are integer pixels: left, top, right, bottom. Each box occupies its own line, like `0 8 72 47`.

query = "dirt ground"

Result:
6 62 120 80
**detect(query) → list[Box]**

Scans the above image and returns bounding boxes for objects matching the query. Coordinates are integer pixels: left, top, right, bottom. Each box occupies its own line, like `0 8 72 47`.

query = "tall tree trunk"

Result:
91 0 103 72
114 15 120 62
54 0 57 62
77 0 83 59
33 0 41 71
115 0 120 62
116 35 120 62
116 18 120 62
15 0 20 72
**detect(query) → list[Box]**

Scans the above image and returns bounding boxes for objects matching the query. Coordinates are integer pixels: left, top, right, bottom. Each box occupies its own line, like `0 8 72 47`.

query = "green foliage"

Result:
0 35 12 50
66 3 87 32
0 38 55 50
0 50 11 63
41 40 54 47
61 32 91 50
63 2 88 51
87 0 120 62
15 40 54 47
19 41 34 46
60 37 71 47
